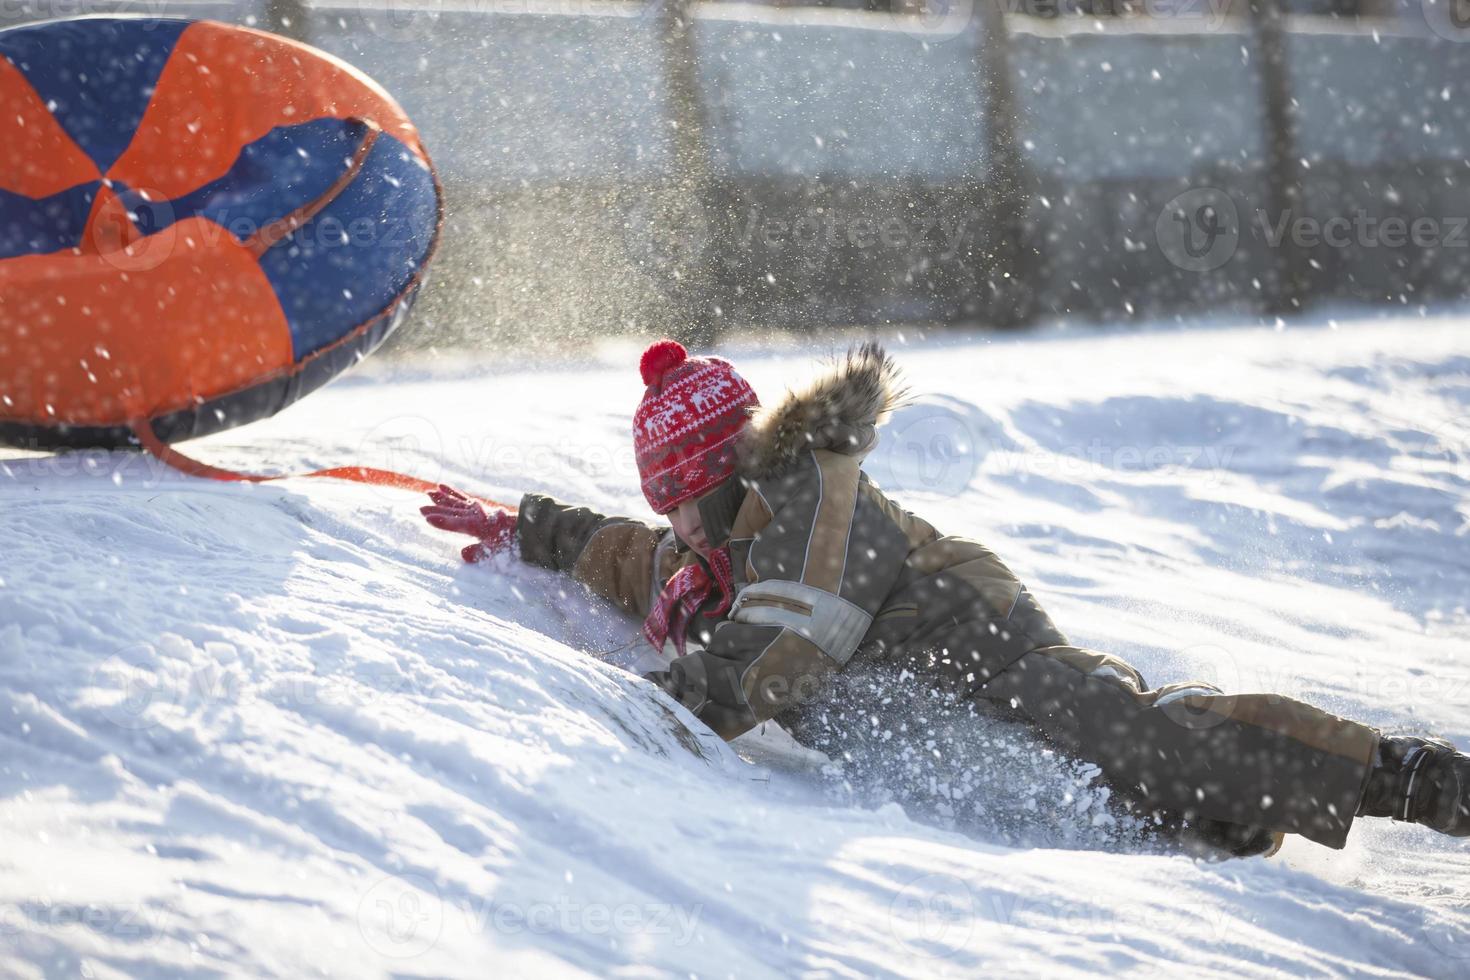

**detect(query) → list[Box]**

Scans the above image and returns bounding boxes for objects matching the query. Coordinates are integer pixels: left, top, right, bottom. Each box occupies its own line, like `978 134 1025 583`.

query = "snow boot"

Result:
1357 735 1470 837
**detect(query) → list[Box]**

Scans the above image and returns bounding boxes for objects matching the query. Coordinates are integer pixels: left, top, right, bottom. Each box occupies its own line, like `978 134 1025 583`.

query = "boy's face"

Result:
668 495 711 557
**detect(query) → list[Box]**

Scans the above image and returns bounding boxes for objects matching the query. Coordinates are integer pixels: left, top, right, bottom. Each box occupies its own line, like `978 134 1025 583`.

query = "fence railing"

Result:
5 0 1467 347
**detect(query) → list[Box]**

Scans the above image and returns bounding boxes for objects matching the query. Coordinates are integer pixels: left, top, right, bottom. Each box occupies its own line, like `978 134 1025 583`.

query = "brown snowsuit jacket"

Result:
516 344 1046 739
514 343 1380 849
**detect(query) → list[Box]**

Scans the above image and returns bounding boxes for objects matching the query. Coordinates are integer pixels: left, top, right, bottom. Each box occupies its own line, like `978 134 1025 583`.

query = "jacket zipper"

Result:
738 594 814 616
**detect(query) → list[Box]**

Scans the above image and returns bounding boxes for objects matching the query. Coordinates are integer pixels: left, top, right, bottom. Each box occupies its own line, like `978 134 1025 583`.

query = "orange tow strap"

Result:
130 419 516 513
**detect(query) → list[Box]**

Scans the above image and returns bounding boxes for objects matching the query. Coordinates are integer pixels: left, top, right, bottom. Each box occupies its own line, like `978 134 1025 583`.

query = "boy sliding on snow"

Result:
421 340 1470 855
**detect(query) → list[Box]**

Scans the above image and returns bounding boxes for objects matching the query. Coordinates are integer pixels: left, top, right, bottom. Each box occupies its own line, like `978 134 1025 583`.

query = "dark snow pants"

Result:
970 644 1380 848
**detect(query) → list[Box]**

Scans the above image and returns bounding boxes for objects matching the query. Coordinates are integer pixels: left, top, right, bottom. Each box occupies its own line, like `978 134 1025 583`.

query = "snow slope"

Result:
1 315 1468 977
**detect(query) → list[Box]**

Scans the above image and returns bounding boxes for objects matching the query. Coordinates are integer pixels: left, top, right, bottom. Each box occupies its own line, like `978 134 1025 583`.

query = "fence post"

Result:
1248 0 1308 314
972 1 1035 329
650 0 726 346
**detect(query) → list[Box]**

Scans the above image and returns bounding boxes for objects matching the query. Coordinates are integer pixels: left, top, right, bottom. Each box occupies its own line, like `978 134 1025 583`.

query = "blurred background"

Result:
6 0 1467 352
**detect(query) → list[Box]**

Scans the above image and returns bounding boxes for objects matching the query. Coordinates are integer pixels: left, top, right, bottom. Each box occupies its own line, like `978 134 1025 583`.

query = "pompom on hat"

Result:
633 339 758 514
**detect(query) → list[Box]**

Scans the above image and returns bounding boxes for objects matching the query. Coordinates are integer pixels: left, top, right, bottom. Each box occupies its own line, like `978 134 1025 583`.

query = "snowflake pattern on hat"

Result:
633 342 758 514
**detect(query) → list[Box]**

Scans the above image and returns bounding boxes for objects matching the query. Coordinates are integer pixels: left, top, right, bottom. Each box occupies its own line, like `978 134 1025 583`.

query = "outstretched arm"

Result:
515 492 680 619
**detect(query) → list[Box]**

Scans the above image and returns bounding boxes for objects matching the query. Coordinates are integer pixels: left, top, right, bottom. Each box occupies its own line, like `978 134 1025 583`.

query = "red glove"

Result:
420 484 518 563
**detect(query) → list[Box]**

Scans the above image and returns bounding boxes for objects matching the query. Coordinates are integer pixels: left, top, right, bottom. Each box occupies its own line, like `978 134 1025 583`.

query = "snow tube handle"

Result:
129 418 515 512
244 117 382 258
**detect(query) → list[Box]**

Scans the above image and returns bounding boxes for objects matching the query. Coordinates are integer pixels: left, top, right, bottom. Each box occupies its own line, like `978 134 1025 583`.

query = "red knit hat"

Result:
634 339 759 514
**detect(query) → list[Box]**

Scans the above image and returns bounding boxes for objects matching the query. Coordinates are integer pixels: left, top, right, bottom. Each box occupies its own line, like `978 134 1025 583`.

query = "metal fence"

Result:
5 0 1468 348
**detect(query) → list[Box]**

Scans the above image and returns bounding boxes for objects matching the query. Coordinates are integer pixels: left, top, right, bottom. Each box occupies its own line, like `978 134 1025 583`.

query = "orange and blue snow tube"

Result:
0 16 443 450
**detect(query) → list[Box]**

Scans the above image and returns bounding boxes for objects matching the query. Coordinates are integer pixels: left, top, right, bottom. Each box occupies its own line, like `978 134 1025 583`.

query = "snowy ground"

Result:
2 313 1469 977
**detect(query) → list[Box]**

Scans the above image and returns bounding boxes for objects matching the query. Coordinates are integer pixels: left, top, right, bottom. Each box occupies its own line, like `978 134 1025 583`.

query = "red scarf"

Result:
643 546 735 657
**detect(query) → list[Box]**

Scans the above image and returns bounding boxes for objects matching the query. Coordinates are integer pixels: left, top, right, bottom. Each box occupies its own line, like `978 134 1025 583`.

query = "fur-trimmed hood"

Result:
737 342 907 479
